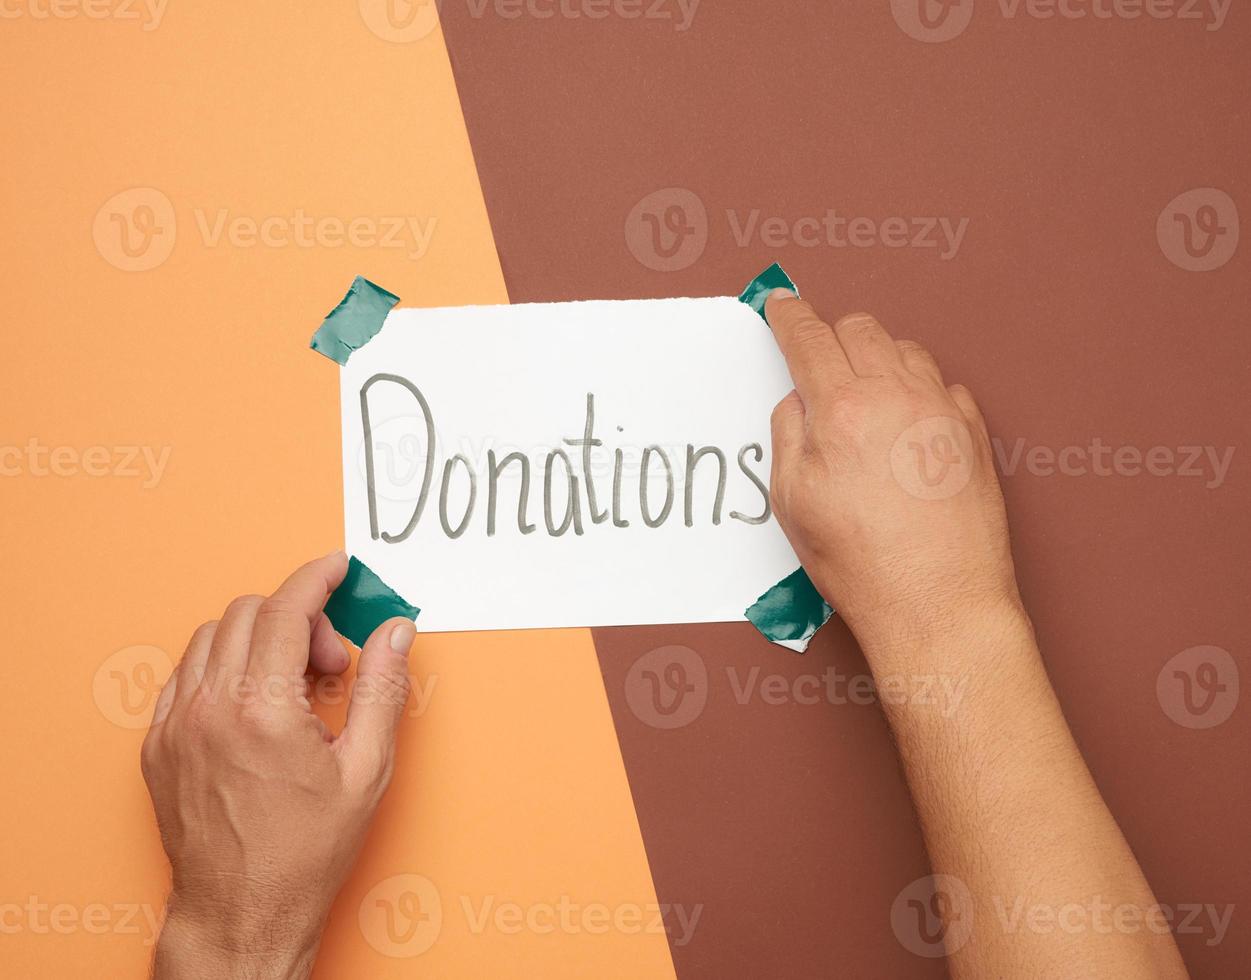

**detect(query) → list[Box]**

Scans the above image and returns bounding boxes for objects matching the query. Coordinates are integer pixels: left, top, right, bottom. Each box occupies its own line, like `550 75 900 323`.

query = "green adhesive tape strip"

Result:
737 261 799 321
324 556 420 648
310 275 401 366
738 263 832 652
744 567 833 653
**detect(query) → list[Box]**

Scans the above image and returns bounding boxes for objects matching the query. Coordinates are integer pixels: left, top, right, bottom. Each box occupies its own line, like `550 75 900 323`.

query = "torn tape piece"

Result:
744 566 833 654
738 262 831 652
310 275 401 366
737 261 799 323
324 555 420 648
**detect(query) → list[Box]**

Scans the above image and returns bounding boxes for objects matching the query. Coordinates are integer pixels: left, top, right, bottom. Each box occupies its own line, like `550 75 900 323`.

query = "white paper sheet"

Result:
339 295 801 632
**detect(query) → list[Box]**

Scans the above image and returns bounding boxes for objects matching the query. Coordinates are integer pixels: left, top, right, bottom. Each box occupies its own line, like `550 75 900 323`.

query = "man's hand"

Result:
764 291 1189 979
766 289 1022 658
142 551 416 980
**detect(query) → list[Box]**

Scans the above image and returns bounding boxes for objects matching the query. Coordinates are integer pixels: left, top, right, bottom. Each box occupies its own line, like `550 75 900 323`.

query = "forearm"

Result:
863 600 1188 979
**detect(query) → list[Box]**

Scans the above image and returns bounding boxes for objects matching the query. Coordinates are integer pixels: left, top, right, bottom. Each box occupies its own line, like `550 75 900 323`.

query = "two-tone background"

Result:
1 1 1247 977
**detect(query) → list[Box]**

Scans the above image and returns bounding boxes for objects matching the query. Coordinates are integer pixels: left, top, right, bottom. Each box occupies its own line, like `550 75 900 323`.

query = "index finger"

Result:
764 290 854 407
246 551 350 685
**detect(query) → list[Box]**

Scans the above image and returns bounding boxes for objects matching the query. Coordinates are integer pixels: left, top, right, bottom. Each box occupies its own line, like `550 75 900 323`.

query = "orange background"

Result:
0 5 675 976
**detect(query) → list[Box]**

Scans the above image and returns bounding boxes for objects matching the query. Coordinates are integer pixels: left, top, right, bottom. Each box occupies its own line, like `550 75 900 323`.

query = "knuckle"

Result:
903 392 941 422
834 311 882 334
181 692 216 733
250 670 300 707
237 702 286 736
768 485 786 518
897 339 935 361
770 475 801 520
794 460 831 496
257 595 300 619
361 666 412 709
227 594 265 615
950 384 985 415
191 619 219 642
179 708 219 750
779 297 817 321
824 392 865 428
790 316 833 351
139 730 160 775
263 632 306 669
770 394 801 425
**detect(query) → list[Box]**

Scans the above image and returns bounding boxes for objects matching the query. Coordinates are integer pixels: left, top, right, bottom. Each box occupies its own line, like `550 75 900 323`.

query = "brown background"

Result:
440 2 1249 978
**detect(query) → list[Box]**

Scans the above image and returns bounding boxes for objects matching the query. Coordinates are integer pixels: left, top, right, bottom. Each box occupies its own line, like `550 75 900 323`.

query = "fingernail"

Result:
390 621 416 655
325 549 347 562
769 288 796 301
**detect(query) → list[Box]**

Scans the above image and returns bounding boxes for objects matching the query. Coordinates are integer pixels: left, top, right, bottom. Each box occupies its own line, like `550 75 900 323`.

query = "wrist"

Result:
848 587 1034 674
153 896 322 980
851 594 1053 744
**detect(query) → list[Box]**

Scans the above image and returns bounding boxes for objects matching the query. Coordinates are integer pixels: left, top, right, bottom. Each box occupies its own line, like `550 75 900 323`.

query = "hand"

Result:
142 551 417 980
765 291 1023 658
765 294 1190 980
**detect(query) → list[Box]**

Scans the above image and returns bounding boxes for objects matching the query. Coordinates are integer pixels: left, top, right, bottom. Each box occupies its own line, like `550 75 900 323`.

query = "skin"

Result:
143 552 416 980
144 293 1190 978
765 289 1188 979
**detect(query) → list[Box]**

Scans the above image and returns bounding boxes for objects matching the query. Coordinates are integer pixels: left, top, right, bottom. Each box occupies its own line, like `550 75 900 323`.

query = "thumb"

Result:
339 617 416 785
